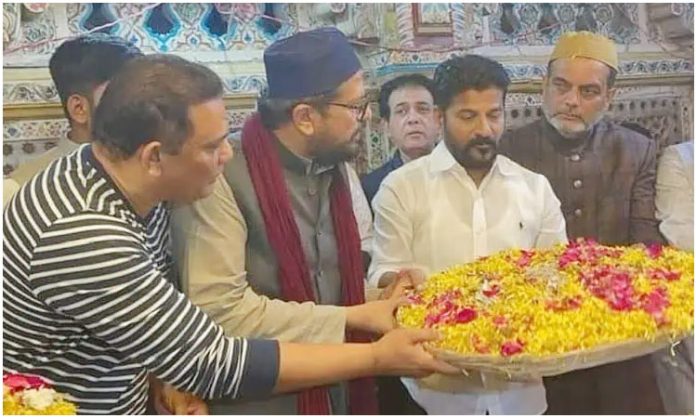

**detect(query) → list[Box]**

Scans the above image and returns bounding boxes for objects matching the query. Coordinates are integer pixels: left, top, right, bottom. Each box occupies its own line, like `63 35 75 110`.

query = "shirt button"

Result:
570 154 581 162
574 208 583 217
307 187 317 196
573 179 583 189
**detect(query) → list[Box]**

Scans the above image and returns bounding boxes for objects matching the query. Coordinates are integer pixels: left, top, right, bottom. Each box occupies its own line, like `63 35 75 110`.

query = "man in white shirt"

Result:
655 141 694 251
369 54 568 414
652 140 694 414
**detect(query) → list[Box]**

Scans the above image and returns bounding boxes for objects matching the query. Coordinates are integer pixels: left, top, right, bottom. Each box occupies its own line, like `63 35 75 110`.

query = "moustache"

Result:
554 112 585 122
466 137 497 149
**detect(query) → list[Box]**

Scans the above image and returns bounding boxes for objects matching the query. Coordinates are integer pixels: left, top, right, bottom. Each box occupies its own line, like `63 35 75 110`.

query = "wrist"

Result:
369 340 387 375
345 305 365 330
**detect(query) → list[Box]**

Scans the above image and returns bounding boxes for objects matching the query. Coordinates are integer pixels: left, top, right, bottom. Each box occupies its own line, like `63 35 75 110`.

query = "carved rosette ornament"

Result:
648 3 694 47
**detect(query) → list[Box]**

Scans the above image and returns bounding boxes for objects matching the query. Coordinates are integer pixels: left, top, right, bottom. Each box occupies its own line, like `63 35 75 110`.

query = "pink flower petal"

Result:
455 307 478 324
501 339 525 356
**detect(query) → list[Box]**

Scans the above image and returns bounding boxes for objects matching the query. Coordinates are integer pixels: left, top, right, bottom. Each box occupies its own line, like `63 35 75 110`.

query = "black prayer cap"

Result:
263 27 362 99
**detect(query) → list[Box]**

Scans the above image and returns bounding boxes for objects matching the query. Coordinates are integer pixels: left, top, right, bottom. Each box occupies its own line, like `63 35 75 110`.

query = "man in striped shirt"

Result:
3 54 455 414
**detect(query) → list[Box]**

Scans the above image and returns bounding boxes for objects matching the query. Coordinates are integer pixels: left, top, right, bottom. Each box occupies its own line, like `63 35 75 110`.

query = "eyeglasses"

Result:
326 98 371 121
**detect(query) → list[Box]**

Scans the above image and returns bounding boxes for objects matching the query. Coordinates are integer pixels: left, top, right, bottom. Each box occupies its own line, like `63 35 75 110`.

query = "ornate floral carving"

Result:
648 3 694 47
17 3 57 54
3 3 21 49
4 82 59 105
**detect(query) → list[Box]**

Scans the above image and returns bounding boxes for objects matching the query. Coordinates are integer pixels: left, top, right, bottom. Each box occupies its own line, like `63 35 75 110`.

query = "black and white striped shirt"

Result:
3 145 278 414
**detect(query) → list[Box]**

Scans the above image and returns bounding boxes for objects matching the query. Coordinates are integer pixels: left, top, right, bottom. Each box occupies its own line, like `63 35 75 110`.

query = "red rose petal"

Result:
455 307 478 324
501 339 525 356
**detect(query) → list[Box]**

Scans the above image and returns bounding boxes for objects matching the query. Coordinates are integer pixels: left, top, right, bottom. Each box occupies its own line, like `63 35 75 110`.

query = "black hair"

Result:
92 54 224 158
378 74 436 120
49 33 143 120
257 90 337 130
432 54 511 110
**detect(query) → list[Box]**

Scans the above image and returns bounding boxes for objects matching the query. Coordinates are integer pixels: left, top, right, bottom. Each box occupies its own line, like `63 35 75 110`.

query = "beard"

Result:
445 131 498 171
542 103 604 139
313 126 362 166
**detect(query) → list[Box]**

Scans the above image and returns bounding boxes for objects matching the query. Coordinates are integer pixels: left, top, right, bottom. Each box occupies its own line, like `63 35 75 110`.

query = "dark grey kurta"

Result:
208 137 348 414
499 117 664 245
499 116 666 414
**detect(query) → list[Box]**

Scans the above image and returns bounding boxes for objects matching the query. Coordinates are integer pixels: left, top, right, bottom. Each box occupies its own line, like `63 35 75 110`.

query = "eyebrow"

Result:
552 75 602 89
394 100 433 107
457 105 502 114
204 132 229 146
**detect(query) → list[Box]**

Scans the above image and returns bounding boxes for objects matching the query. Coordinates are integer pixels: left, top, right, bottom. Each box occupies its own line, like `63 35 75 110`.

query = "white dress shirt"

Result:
652 140 694 414
369 141 568 415
655 141 694 251
346 162 374 255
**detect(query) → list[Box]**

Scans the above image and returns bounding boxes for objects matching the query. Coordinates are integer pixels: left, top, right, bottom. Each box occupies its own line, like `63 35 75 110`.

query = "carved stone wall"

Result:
3 3 693 176
362 3 693 174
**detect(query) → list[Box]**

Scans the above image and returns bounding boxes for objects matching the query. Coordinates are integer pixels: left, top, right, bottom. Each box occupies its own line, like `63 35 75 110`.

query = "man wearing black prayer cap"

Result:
171 27 414 414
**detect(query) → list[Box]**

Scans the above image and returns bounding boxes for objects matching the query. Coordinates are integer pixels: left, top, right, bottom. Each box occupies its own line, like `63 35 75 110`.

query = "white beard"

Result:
542 104 604 139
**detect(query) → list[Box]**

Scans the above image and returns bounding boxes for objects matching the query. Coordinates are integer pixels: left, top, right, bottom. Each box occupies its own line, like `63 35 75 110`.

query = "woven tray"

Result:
428 330 692 379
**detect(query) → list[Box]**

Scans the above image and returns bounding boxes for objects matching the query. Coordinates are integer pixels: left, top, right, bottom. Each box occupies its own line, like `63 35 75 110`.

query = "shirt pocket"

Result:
491 189 541 251
515 202 542 248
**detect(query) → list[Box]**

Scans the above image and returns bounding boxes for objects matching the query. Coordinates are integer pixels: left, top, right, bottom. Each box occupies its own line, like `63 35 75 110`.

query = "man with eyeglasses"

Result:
170 27 420 415
361 74 441 208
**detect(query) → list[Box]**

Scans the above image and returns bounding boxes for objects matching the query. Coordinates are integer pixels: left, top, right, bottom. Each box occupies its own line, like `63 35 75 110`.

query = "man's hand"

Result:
345 296 403 335
378 268 427 299
154 382 209 415
371 328 460 378
347 269 428 334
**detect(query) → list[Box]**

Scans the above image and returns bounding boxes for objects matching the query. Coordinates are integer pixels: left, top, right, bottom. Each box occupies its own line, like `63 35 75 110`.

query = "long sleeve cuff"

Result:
237 339 280 399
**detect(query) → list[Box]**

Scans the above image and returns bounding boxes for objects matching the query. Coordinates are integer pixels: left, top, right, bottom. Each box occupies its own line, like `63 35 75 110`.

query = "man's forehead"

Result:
549 58 611 83
389 85 434 104
451 88 503 109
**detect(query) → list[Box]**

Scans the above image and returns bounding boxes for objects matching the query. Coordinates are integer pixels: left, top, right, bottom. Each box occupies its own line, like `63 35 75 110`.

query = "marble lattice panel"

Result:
3 108 256 174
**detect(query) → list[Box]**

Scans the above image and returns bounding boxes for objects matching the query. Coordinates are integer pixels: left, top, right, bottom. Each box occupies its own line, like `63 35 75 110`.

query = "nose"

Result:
219 137 234 165
405 108 422 125
473 115 494 138
563 88 580 109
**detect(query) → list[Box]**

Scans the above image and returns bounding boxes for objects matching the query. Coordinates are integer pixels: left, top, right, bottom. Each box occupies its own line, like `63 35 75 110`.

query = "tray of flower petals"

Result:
3 373 76 415
397 239 694 378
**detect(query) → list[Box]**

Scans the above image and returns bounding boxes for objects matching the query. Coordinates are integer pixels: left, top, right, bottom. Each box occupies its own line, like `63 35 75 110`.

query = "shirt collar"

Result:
428 140 521 178
428 141 458 173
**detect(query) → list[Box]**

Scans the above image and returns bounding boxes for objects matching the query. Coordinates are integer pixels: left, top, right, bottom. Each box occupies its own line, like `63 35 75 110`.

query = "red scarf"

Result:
241 113 378 414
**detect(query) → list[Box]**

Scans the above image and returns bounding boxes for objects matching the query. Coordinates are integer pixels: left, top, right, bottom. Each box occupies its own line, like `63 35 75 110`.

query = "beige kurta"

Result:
4 137 80 207
171 135 377 414
170 176 349 343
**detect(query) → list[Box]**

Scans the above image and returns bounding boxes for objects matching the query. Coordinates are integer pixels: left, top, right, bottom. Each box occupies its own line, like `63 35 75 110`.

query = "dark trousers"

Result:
545 355 665 414
377 376 426 415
